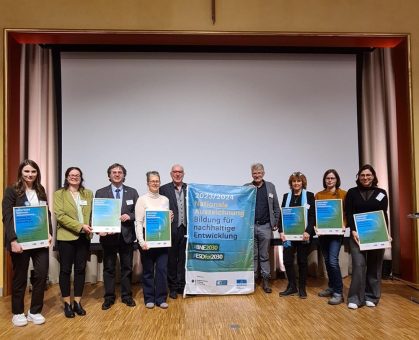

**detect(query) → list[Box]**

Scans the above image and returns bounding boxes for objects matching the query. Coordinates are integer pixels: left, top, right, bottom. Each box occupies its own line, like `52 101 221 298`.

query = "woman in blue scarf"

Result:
278 172 315 299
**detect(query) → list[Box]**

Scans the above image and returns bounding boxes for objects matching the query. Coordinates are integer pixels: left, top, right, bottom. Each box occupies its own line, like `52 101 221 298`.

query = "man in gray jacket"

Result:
245 163 280 293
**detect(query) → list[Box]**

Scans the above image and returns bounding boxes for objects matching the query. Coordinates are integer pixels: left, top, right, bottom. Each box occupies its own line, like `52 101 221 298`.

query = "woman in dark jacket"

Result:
345 164 390 309
2 159 52 327
278 171 315 299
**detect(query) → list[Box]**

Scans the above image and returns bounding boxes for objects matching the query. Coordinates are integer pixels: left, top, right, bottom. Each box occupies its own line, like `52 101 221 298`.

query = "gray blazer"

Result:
245 181 280 229
95 184 139 245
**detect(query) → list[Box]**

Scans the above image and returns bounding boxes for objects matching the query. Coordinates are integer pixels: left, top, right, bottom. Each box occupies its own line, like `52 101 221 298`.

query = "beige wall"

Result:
1 0 419 289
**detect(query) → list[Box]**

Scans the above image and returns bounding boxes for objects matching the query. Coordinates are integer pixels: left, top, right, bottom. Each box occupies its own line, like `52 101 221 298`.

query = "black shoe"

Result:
277 271 287 279
102 299 114 310
177 287 185 295
169 291 178 299
279 286 298 296
299 288 307 299
72 301 86 316
122 297 136 307
64 302 75 318
262 278 272 293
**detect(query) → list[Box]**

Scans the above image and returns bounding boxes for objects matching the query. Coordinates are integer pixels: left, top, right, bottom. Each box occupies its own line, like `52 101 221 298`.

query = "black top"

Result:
279 191 316 236
345 186 389 232
254 181 270 224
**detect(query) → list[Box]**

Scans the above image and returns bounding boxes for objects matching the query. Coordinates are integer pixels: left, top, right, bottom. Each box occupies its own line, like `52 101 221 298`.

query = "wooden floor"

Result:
0 277 418 339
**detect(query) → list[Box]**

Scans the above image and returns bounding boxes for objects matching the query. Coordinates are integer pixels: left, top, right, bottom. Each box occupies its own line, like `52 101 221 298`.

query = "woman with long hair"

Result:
2 159 52 326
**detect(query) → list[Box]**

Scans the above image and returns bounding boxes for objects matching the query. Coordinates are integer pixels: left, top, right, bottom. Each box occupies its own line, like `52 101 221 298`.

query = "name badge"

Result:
268 193 274 199
376 192 385 201
39 200 47 206
79 200 88 206
126 199 134 205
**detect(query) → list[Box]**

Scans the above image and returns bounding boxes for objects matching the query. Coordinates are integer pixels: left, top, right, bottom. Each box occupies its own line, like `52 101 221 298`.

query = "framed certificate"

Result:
13 205 49 250
315 199 345 235
92 198 121 233
354 210 391 251
145 210 171 248
281 206 305 240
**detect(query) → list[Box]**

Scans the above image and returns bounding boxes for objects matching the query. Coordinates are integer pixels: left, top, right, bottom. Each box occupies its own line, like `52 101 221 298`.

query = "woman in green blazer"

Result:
54 167 93 318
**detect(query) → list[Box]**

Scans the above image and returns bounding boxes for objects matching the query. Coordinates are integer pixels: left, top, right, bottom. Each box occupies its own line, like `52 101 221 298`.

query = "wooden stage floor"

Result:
0 277 418 339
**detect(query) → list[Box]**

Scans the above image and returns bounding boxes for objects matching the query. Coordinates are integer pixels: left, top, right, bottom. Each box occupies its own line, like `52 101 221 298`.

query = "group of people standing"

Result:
2 159 390 327
249 163 390 310
2 160 187 326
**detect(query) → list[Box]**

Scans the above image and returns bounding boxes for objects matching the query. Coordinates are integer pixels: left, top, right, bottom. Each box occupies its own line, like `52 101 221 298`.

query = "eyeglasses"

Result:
325 177 336 180
172 171 184 174
68 174 81 179
148 180 160 184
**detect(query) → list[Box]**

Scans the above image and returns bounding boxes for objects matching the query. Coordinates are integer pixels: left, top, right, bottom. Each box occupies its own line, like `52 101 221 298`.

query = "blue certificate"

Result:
13 205 49 250
354 210 391 250
92 198 121 233
281 206 305 240
145 210 171 248
315 199 344 235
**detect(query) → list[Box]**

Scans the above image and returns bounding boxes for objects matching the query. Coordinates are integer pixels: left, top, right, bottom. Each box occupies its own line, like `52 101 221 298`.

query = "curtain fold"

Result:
360 48 398 264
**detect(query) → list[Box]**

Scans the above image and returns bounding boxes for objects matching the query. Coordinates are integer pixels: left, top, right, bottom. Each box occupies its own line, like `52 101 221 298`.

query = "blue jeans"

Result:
319 235 343 295
140 247 168 305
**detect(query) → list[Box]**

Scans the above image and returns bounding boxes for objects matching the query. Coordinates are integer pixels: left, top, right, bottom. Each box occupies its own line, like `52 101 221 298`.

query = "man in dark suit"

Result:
95 163 139 310
159 164 187 299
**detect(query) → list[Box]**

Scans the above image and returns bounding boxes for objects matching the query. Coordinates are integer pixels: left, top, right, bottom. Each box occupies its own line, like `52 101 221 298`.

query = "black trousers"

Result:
102 239 134 301
10 248 49 314
283 241 310 289
58 237 90 298
10 247 49 314
167 224 186 293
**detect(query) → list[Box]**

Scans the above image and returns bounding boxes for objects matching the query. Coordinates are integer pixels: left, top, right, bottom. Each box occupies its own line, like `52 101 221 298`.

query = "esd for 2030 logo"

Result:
216 280 227 286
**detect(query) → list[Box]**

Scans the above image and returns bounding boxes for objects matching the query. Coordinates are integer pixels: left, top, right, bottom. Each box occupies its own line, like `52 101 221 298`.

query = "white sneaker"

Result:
27 311 46 325
365 301 376 307
12 313 28 327
347 303 358 310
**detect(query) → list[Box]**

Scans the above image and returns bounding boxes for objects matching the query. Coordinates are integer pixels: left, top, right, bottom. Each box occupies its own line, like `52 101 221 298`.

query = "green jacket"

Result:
54 187 93 241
